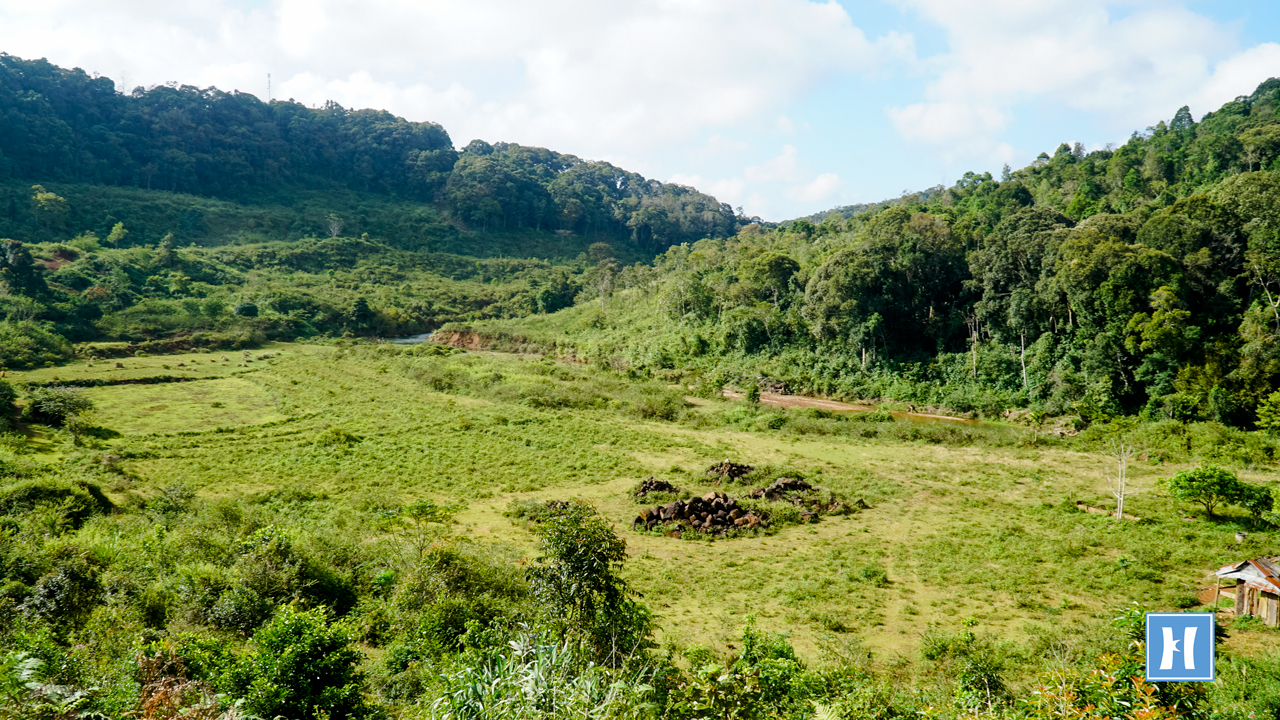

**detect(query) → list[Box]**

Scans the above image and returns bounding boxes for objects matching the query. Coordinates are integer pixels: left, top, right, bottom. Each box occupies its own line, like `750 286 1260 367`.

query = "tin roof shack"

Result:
1216 557 1280 626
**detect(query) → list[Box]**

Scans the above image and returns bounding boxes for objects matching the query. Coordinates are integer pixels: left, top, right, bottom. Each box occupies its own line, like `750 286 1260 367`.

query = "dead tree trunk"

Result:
1104 441 1138 520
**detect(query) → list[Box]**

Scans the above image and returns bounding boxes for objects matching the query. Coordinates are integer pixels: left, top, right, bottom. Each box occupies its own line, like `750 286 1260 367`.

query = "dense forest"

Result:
459 79 1280 431
0 54 742 252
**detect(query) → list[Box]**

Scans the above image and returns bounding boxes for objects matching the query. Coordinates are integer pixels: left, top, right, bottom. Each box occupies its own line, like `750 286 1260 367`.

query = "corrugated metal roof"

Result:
1217 556 1280 595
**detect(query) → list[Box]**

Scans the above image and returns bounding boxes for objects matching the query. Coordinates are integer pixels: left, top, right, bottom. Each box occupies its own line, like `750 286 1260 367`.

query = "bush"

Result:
209 585 273 635
20 386 94 426
0 320 74 369
313 427 362 447
228 606 369 720
629 390 684 421
0 380 16 416
1164 465 1270 519
387 596 505 668
527 500 652 664
21 559 101 629
853 564 889 587
0 478 113 529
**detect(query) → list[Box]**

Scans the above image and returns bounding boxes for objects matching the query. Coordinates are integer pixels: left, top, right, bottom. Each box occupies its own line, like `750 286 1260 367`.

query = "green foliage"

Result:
526 500 652 664
428 633 659 720
852 564 889 587
1259 390 1280 433
228 606 370 720
0 477 112 529
20 386 93 426
313 427 362 447
0 380 16 418
1164 465 1271 519
450 81 1280 431
0 321 73 370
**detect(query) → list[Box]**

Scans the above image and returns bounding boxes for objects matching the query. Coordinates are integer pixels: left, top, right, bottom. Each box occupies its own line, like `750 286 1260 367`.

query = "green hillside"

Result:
1 53 1280 720
0 53 743 255
454 79 1280 431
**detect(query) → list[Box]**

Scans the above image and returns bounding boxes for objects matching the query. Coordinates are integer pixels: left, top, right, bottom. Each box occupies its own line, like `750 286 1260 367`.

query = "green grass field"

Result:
8 341 1277 665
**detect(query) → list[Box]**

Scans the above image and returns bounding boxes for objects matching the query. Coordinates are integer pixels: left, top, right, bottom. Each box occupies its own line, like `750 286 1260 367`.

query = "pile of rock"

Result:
705 459 754 483
632 491 764 535
748 478 869 523
748 477 813 500
633 477 682 498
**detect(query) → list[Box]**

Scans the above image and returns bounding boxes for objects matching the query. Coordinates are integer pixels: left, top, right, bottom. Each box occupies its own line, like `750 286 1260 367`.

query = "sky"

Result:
1 1 1278 221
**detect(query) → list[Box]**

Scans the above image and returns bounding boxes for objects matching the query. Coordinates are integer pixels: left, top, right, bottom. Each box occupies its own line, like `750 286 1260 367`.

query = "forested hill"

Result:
798 79 1280 227
459 77 1280 430
0 53 741 255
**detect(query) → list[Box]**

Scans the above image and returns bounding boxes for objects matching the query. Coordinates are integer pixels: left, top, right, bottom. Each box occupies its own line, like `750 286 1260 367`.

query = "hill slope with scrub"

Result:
455 79 1280 430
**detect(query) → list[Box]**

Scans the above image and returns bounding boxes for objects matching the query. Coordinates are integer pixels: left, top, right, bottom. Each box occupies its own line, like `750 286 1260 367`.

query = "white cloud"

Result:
0 0 915 163
1191 42 1280 112
888 0 1278 156
887 101 1006 142
673 145 841 217
745 145 802 183
788 172 843 203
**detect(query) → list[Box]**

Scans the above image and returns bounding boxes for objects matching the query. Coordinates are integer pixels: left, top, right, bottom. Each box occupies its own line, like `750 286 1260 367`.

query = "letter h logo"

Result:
1146 613 1214 681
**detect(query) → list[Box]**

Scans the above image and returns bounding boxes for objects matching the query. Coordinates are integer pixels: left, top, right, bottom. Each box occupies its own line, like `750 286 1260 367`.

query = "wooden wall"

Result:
1235 585 1280 626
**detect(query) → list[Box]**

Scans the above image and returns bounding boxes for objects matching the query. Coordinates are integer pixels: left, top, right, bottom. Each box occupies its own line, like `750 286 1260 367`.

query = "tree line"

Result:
524 78 1280 429
0 54 741 254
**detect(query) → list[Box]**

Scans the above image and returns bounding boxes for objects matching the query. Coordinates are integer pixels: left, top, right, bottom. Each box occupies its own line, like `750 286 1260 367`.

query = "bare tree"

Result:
963 312 980 379
1103 441 1139 520
1251 263 1280 331
327 213 344 238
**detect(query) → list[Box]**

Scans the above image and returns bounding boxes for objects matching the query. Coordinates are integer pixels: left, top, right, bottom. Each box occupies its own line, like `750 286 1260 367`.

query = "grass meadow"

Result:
8 341 1278 669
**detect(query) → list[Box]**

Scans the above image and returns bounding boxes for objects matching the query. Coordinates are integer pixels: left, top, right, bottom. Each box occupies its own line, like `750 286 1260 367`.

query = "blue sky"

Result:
1 1 1278 220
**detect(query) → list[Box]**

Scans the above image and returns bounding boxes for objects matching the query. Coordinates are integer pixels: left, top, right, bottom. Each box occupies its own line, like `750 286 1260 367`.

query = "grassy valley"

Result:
2 341 1278 718
1 54 1280 720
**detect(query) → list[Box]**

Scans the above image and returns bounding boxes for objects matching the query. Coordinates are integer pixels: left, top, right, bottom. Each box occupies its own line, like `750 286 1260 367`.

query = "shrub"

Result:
1258 390 1280 433
312 427 362 447
853 564 889 587
527 500 652 664
0 320 74 369
209 585 273 635
228 606 368 720
0 380 16 417
0 478 113 529
629 390 684 421
1164 465 1270 519
387 596 505 668
848 408 894 423
21 559 101 629
1238 482 1276 521
20 386 94 426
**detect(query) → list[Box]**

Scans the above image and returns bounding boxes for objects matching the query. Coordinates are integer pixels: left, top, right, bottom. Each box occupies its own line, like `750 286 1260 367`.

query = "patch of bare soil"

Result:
720 390 979 424
431 331 488 350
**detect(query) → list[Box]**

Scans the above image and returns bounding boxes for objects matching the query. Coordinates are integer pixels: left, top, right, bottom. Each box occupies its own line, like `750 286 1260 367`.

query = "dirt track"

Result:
721 390 979 424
